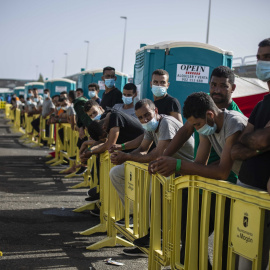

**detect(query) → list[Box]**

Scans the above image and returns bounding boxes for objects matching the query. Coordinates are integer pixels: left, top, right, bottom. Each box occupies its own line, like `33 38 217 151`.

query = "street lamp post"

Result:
84 40 89 70
51 60 55 79
206 0 211 44
36 65 39 80
64 53 68 76
120 16 127 72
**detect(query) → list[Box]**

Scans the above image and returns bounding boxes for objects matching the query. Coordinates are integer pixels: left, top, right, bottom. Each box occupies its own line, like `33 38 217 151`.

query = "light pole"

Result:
51 60 55 79
64 53 68 76
120 16 127 72
36 65 39 80
84 40 89 70
206 0 211 44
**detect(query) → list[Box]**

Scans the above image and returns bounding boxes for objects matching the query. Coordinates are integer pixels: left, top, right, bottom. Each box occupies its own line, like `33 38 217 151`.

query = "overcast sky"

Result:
0 0 269 80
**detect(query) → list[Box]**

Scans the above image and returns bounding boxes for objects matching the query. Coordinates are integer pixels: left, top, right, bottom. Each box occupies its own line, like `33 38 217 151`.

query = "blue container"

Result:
44 78 76 97
25 82 45 98
13 87 25 97
134 41 233 115
77 69 128 99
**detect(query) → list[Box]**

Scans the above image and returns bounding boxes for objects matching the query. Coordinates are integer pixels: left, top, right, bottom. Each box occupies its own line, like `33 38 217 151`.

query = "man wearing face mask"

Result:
100 66 123 110
151 69 183 123
231 38 270 270
113 83 137 118
88 83 101 105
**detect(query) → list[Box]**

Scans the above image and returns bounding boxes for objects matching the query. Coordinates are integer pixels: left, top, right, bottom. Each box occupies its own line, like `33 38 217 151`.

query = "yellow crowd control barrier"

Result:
80 152 133 250
5 104 11 119
0 101 6 109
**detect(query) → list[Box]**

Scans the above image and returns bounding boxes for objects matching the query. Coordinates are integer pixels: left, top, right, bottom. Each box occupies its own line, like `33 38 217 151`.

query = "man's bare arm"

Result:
163 121 194 157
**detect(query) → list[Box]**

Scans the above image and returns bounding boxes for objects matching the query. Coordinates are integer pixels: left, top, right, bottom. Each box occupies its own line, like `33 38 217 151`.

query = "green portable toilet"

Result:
13 87 25 98
134 41 233 113
77 69 128 99
44 78 76 97
25 82 45 98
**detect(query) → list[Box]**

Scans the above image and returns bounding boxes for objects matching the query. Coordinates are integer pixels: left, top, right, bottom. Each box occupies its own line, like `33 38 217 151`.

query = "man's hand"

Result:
110 151 128 165
108 144 122 153
149 156 177 177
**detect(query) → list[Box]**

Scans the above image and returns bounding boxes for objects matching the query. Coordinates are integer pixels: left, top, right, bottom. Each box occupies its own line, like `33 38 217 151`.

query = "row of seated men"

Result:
10 38 270 270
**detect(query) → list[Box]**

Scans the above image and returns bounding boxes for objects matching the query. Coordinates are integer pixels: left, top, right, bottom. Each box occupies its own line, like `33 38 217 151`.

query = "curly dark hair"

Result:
183 92 217 119
84 100 99 112
88 83 99 90
123 83 137 94
135 98 155 111
210 66 235 85
103 66 115 74
258 38 270 47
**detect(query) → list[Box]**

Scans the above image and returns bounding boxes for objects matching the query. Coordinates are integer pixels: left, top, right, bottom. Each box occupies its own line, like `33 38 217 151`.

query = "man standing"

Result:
113 83 137 117
231 38 270 270
100 66 123 110
151 69 182 122
88 83 101 104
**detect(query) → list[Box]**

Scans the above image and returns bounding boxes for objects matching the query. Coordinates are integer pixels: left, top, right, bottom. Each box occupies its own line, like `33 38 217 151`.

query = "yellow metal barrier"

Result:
5 104 11 119
0 101 6 109
73 155 99 212
80 151 133 250
168 175 270 270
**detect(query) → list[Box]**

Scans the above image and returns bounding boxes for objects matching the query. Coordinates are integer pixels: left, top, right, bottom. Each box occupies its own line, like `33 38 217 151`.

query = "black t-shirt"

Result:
107 109 144 146
239 94 270 190
100 88 123 110
96 97 101 105
154 94 181 116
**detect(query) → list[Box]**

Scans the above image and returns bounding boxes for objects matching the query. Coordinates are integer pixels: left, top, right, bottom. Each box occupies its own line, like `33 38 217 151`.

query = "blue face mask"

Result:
88 91 96 98
142 116 159 132
27 100 32 105
105 79 115 88
43 93 49 99
28 93 33 97
122 96 133 105
197 116 217 136
151 85 167 97
34 98 38 103
56 106 61 111
256 60 270 82
93 114 102 121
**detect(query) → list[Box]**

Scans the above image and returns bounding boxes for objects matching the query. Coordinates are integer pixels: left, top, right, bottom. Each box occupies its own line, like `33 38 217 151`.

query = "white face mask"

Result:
256 60 270 82
88 91 96 98
151 85 167 97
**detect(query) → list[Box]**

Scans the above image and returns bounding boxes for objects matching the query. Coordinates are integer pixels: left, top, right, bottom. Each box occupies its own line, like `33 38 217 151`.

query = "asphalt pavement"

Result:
0 111 149 270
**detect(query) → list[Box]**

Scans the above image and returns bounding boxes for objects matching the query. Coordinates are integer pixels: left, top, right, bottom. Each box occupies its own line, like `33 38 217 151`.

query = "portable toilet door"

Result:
134 41 233 115
134 42 168 101
45 78 76 97
78 69 128 99
13 87 25 98
24 82 45 98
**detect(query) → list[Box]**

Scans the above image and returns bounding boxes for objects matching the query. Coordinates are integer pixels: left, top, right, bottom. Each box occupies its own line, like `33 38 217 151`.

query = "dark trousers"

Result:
180 189 231 270
31 117 40 133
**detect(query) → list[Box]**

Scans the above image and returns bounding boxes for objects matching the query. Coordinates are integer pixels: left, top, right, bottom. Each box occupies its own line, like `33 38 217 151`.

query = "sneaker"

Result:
133 232 150 248
69 155 77 160
60 162 69 167
90 209 100 217
123 247 148 257
115 215 133 227
87 186 98 197
85 193 100 203
75 166 87 175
